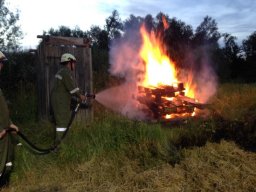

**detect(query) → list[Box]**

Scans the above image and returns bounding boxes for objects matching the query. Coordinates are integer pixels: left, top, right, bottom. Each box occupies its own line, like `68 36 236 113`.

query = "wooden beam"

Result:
37 35 91 47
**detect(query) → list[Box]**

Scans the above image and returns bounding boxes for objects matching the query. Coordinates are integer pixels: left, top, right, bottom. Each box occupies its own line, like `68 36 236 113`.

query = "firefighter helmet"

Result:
60 53 76 63
0 51 8 63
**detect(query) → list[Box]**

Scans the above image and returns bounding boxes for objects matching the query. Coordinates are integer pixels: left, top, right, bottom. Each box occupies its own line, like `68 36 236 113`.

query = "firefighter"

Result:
0 51 19 187
51 53 86 145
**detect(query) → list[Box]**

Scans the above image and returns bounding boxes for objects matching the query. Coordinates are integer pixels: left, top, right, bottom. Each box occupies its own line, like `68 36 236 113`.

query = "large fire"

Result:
103 19 216 122
139 26 178 87
136 24 199 120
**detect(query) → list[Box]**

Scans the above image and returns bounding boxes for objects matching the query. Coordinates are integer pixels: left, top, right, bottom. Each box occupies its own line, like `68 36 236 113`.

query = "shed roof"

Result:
37 35 91 47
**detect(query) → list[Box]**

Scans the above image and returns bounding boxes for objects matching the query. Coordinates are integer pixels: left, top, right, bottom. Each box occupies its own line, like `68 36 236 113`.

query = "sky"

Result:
6 0 256 49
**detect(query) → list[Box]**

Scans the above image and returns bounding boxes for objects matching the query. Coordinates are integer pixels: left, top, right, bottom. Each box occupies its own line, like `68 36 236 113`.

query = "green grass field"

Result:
1 83 256 192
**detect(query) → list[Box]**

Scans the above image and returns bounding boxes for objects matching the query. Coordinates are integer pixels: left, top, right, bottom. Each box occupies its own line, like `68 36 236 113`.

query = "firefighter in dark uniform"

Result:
0 51 19 187
51 53 86 144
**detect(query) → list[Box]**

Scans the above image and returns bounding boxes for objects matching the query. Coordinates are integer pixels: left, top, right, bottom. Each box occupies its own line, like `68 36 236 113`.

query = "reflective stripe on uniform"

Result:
55 74 63 80
56 127 67 132
70 87 79 94
6 162 12 167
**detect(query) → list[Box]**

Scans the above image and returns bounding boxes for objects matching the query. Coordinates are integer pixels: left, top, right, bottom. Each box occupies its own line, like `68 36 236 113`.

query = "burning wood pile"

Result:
130 23 211 122
137 83 206 121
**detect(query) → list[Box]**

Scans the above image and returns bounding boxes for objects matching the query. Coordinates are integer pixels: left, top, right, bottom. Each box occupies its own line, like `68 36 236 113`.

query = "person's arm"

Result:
9 123 19 132
0 124 19 139
0 129 6 139
62 70 86 101
79 94 86 101
0 88 18 138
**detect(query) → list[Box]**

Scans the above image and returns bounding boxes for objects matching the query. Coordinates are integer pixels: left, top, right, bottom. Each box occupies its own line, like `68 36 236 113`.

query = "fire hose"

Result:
0 98 86 182
1 92 95 182
2 93 96 155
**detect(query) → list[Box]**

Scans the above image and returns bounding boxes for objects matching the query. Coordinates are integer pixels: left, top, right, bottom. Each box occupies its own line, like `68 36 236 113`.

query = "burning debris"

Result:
133 24 208 121
137 83 208 121
106 20 217 122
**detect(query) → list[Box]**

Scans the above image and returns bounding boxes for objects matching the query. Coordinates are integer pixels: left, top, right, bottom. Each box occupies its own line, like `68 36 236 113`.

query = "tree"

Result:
243 31 256 58
123 14 144 32
242 31 256 82
87 10 123 50
45 26 88 38
105 10 123 41
162 17 193 68
0 0 23 51
192 16 221 47
88 25 108 50
218 33 242 80
71 26 88 38
155 12 171 34
143 14 155 32
191 16 221 73
122 14 144 47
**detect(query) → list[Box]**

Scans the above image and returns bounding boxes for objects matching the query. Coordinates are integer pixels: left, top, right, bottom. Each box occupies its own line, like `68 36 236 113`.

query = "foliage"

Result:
242 31 256 82
0 51 36 91
123 14 144 32
88 26 109 50
105 10 123 41
0 0 23 51
162 17 194 69
211 83 256 121
45 25 88 38
193 16 221 46
39 10 256 84
9 83 37 124
0 5 256 84
243 31 256 58
217 33 243 81
0 51 37 125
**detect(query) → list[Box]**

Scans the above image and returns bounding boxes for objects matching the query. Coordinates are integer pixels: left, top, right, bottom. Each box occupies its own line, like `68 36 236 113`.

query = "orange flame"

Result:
162 15 169 30
139 25 195 97
138 24 197 119
139 25 178 87
184 73 195 98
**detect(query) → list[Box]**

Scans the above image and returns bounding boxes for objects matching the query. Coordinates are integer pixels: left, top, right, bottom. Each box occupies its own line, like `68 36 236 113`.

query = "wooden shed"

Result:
36 35 93 122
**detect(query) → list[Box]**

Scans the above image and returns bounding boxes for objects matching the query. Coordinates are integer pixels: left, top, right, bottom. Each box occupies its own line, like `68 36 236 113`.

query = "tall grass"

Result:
1 83 256 191
211 83 256 121
8 82 37 124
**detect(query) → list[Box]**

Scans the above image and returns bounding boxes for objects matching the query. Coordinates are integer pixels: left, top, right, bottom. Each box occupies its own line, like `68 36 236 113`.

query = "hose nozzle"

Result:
85 93 96 99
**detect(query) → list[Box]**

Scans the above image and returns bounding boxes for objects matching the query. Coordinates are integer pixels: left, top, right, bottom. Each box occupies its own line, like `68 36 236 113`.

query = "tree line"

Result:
1 0 256 94
43 10 256 84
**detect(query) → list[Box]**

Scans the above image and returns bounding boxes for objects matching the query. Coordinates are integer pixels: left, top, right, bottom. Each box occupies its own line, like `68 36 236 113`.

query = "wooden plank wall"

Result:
37 37 93 123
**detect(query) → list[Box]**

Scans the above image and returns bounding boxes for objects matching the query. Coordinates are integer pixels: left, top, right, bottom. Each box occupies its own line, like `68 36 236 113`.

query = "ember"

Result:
137 83 206 121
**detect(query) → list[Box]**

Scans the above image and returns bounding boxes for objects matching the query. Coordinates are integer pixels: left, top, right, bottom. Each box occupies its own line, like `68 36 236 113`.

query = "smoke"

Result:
96 83 148 120
179 46 218 103
96 26 218 120
109 28 142 81
194 57 218 103
95 28 150 120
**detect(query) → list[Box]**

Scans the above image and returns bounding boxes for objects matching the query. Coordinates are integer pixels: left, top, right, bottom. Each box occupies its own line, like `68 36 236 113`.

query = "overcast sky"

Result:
6 0 256 49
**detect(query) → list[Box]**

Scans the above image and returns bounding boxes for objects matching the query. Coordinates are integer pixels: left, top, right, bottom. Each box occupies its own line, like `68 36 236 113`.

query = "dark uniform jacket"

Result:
0 88 14 180
51 66 80 128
